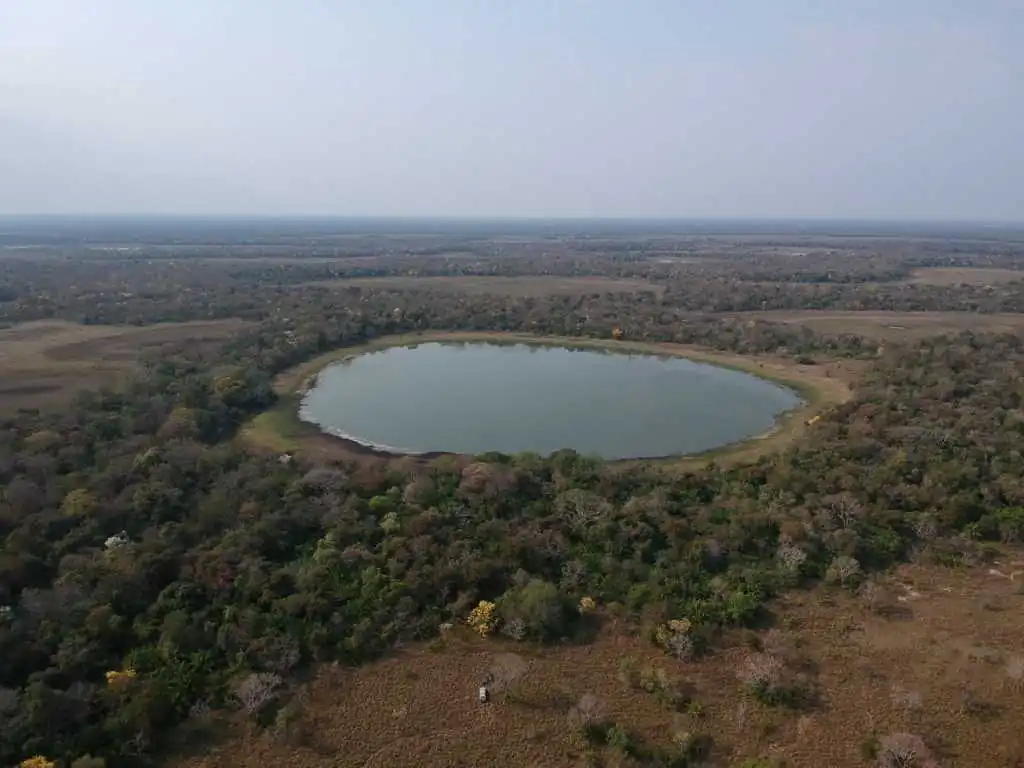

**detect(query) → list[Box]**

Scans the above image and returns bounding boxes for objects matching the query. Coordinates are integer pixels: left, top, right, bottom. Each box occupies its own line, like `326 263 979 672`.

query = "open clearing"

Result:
725 310 1024 340
241 331 854 469
906 267 1024 286
175 558 1024 768
0 318 251 413
302 275 666 297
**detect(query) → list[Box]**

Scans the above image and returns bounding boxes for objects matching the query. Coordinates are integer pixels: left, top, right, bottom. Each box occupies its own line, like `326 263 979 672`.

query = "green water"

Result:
300 342 802 460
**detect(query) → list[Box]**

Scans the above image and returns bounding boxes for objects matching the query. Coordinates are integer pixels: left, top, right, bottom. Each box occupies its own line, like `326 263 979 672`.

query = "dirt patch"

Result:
240 332 855 470
301 275 666 297
172 559 1024 768
725 310 1024 340
0 319 252 413
906 267 1024 286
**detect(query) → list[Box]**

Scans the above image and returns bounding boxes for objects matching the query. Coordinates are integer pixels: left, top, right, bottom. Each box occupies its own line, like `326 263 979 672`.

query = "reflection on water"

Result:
300 342 802 460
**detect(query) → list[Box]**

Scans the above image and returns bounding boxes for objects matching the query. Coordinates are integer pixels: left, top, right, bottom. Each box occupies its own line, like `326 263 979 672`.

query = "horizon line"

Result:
1 213 1022 226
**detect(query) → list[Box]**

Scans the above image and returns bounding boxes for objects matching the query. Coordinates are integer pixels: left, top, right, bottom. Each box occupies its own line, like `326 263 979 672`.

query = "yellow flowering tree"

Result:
20 757 56 768
466 600 497 637
105 667 138 690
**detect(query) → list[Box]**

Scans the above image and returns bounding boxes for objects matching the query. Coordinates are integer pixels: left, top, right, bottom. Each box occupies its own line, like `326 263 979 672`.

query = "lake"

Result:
299 341 803 460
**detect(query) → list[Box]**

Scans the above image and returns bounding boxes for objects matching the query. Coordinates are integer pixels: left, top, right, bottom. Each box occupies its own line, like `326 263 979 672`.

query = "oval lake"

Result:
299 341 803 460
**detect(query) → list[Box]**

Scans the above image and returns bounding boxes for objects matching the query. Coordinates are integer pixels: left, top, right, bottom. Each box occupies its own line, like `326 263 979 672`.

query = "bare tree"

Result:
488 653 529 701
567 693 603 732
911 514 938 543
188 698 212 723
761 629 794 660
1006 655 1024 693
826 555 863 587
890 683 923 711
555 488 612 529
559 559 587 591
501 617 527 641
777 538 808 572
876 732 937 768
232 672 283 715
458 462 516 499
816 493 864 530
739 653 783 695
667 631 695 662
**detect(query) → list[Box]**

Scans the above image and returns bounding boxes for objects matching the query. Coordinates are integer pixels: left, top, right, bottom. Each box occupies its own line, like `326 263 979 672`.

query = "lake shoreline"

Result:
244 331 855 468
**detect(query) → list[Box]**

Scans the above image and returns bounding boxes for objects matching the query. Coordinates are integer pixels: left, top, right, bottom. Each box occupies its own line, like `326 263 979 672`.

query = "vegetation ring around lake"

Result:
242 332 856 467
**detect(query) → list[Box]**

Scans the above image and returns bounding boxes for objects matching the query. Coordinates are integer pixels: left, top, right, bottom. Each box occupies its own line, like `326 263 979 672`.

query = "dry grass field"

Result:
0 319 251 413
174 558 1024 768
726 310 1024 340
302 275 666 297
906 267 1024 286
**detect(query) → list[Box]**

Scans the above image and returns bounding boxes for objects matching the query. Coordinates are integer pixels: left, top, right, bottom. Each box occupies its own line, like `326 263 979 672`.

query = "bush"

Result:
606 724 635 755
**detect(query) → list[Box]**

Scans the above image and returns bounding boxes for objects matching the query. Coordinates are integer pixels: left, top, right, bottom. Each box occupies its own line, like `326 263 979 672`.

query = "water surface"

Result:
300 342 802 459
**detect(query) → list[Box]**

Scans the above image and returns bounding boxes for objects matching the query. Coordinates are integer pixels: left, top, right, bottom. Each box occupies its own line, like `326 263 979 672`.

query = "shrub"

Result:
606 724 635 754
271 697 307 745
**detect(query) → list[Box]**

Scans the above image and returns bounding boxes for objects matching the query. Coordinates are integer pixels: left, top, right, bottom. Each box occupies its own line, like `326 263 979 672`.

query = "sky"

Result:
1 1 1022 220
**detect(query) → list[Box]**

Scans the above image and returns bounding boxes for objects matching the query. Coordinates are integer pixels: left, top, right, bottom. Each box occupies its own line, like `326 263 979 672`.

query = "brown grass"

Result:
241 332 855 469
301 275 666 297
172 558 1024 768
725 310 1024 340
0 319 252 413
906 267 1024 286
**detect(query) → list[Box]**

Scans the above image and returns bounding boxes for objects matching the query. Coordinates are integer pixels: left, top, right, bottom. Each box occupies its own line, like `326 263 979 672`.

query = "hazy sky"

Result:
1 1 1022 219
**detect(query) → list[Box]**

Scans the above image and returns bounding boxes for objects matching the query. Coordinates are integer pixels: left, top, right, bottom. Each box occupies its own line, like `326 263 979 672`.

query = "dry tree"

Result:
567 693 604 735
232 672 283 716
876 732 937 768
487 652 529 701
1006 655 1024 694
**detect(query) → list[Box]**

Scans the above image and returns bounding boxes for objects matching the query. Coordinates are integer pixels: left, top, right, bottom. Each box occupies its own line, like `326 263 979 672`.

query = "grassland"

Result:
174 558 1024 768
241 331 854 468
0 319 252 414
302 275 667 297
906 266 1024 285
723 310 1024 341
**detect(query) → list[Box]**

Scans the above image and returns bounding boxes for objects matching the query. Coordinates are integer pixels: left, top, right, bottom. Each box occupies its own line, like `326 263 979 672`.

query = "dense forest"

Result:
2 228 1024 766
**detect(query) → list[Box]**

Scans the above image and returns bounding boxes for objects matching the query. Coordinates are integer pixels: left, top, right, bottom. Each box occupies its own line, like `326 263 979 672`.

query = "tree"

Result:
498 579 568 641
60 489 96 518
